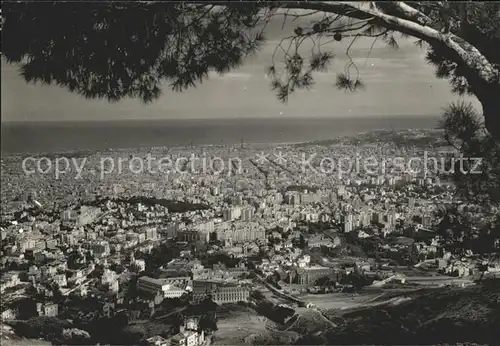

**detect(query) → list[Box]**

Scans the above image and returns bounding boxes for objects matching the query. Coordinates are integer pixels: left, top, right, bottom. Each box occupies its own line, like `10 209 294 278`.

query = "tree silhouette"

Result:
171 312 185 333
198 312 218 333
436 204 500 258
3 2 264 103
440 102 500 206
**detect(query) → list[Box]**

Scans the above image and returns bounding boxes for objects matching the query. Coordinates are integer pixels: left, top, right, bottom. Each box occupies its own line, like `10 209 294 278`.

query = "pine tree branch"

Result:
201 1 498 87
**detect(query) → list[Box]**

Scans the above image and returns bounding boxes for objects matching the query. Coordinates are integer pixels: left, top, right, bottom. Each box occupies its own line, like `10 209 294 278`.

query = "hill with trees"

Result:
295 282 500 345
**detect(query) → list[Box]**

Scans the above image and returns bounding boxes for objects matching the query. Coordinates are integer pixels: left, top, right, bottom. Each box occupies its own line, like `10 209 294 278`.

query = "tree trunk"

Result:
479 86 500 142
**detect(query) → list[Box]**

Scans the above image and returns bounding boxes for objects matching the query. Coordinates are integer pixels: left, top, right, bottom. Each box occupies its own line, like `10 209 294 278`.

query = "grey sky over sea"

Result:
1 10 479 123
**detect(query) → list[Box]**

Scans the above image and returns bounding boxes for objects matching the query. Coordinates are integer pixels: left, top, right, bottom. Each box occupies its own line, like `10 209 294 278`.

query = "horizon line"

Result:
1 114 441 124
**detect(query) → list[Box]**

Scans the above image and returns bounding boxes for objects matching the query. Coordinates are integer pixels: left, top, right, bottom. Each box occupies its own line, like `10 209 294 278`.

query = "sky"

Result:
1 9 479 123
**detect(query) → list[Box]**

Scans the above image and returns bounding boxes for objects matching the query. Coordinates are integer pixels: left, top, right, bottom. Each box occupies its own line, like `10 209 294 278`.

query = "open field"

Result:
212 305 298 345
298 292 382 310
212 308 272 345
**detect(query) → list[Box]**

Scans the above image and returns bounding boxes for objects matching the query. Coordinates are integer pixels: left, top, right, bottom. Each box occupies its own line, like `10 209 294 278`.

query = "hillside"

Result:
293 282 500 345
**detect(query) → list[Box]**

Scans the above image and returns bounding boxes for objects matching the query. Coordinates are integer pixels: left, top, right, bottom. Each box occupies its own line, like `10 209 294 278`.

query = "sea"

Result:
1 116 440 154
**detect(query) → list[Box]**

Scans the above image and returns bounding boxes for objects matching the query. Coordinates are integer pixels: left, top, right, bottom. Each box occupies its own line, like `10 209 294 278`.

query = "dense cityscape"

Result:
3 1 500 344
2 129 498 345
